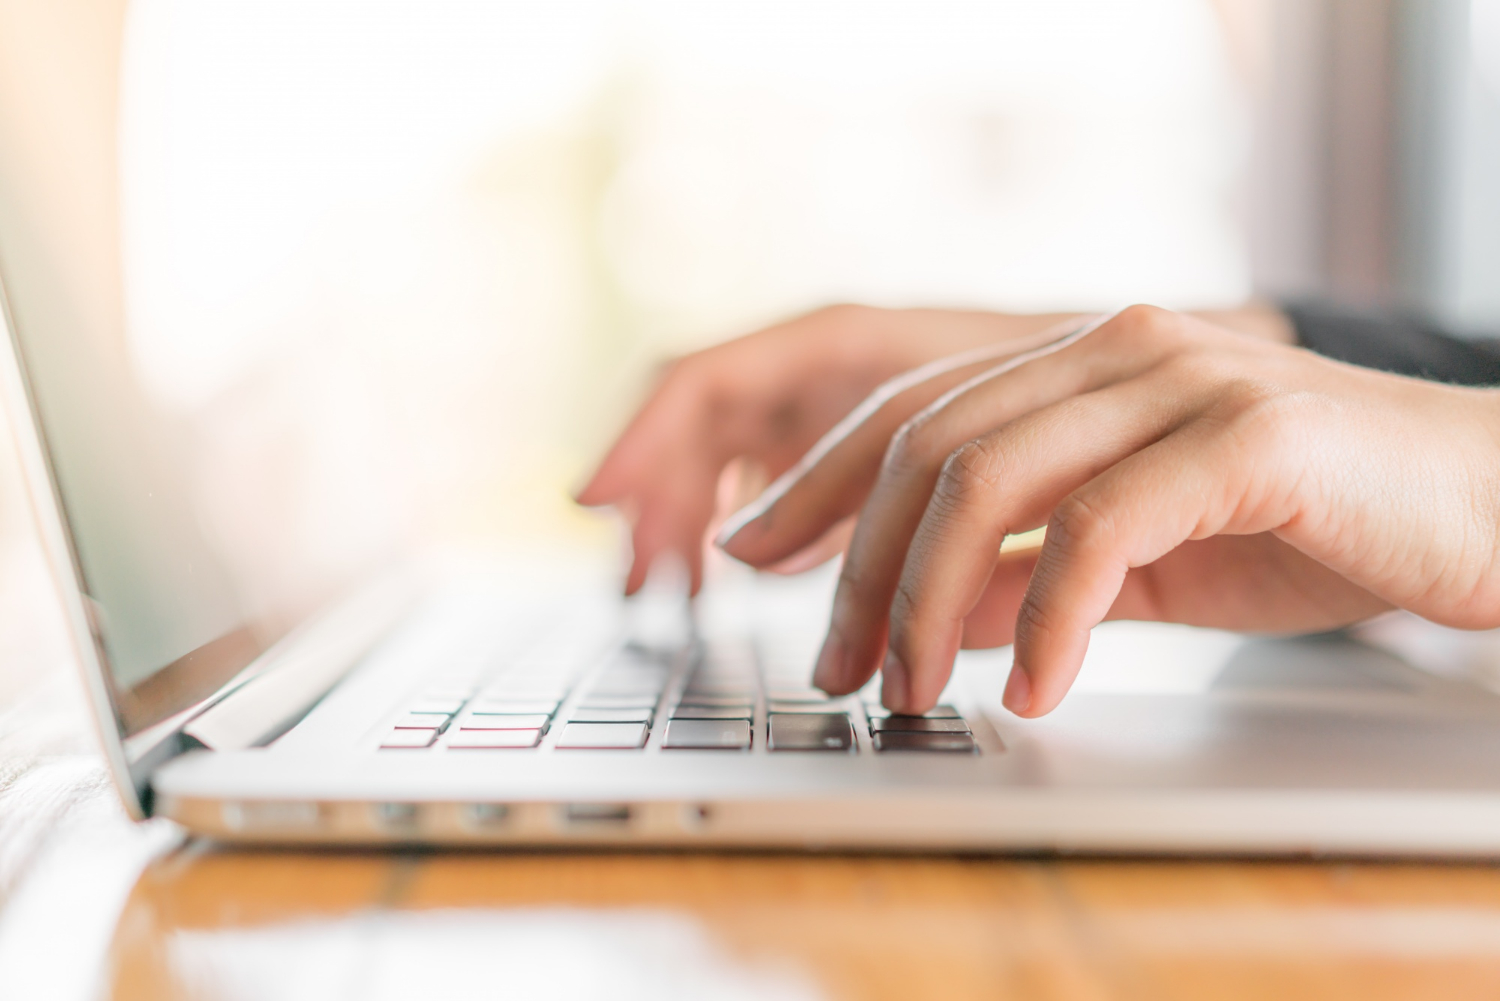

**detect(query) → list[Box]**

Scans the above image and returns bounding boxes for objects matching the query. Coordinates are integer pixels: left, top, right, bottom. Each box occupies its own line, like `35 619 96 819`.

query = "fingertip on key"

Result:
1002 664 1032 715
812 632 848 693
880 650 911 712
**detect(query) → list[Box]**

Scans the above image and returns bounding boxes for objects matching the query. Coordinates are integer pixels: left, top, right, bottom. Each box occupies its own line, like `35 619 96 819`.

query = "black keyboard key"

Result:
678 695 755 709
766 689 831 703
872 731 976 753
670 705 752 720
865 704 961 720
663 719 752 750
870 716 970 733
768 713 853 751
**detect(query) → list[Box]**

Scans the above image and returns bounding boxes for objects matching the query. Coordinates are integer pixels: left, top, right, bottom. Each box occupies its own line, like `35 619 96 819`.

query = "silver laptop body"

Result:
8 1 1500 857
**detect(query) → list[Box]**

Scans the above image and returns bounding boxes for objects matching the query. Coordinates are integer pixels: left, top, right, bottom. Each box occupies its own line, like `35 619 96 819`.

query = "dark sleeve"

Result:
1283 301 1500 386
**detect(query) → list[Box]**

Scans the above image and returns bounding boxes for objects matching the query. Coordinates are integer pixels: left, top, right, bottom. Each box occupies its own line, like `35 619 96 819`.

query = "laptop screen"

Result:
0 4 293 738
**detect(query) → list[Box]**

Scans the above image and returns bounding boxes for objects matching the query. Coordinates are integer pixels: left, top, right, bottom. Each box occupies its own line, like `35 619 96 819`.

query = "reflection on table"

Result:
109 845 1500 1000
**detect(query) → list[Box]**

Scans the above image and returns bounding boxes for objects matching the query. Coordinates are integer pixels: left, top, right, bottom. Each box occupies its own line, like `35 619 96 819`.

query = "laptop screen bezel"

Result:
0 274 152 816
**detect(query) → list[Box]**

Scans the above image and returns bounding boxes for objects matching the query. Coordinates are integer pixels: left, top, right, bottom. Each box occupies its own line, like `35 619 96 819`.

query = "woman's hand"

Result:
718 305 1500 717
576 304 1083 593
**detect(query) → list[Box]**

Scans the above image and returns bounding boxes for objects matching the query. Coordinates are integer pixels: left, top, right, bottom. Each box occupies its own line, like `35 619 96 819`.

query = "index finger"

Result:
716 326 1081 566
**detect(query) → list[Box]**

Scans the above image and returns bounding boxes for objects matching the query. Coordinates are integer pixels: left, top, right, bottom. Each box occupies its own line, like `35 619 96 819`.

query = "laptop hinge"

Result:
180 574 417 751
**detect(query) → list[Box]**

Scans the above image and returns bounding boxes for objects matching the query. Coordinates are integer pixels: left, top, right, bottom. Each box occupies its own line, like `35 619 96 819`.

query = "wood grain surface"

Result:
107 846 1500 1000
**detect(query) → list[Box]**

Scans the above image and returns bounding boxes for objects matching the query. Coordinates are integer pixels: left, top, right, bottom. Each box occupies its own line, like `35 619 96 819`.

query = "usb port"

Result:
563 802 632 825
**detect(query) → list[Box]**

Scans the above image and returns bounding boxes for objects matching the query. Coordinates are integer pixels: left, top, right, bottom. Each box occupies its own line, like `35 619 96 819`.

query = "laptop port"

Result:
562 802 632 826
463 803 510 829
222 800 321 832
680 803 712 831
373 802 419 830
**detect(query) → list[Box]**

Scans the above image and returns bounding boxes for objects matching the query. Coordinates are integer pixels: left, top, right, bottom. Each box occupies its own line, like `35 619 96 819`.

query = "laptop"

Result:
8 3 1500 856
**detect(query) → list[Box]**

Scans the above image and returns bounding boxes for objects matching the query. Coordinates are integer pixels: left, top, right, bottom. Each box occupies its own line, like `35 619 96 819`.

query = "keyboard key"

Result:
588 686 665 700
393 713 450 730
766 689 832 703
470 699 560 715
872 731 976 753
769 701 850 714
678 695 755 708
461 714 551 730
685 680 755 694
684 696 755 706
448 728 542 749
670 705 752 720
663 719 752 750
380 729 437 749
408 698 466 715
554 722 649 749
768 713 853 751
576 695 659 710
865 704 961 720
870 716 970 733
569 707 653 723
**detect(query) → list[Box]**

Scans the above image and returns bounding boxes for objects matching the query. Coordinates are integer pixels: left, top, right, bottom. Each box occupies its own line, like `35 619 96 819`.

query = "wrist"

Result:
1192 301 1297 345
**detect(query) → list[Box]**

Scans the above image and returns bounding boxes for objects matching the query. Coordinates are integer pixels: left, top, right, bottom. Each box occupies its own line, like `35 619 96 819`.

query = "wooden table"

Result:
107 845 1500 1000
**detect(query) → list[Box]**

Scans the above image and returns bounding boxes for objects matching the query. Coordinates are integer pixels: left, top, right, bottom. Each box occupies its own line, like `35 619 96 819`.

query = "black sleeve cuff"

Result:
1283 301 1500 386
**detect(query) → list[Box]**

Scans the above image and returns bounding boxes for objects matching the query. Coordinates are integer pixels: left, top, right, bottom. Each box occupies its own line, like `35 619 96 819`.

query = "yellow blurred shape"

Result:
999 526 1047 554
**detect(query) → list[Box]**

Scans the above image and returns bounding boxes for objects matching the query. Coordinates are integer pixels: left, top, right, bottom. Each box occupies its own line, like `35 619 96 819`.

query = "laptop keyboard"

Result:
377 637 978 755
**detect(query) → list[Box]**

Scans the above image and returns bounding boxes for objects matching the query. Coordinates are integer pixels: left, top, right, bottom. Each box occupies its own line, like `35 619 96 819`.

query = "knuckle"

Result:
1048 493 1114 553
660 352 714 401
657 352 694 388
884 413 945 477
1110 303 1185 347
808 302 869 325
806 303 881 349
933 438 1005 509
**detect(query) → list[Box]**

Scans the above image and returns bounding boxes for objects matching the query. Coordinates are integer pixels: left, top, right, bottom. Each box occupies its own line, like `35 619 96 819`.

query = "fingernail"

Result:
812 631 846 691
881 650 910 711
1002 664 1031 715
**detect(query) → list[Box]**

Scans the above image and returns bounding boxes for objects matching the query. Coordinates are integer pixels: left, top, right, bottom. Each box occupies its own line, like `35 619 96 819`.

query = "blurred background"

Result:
1 0 1499 711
